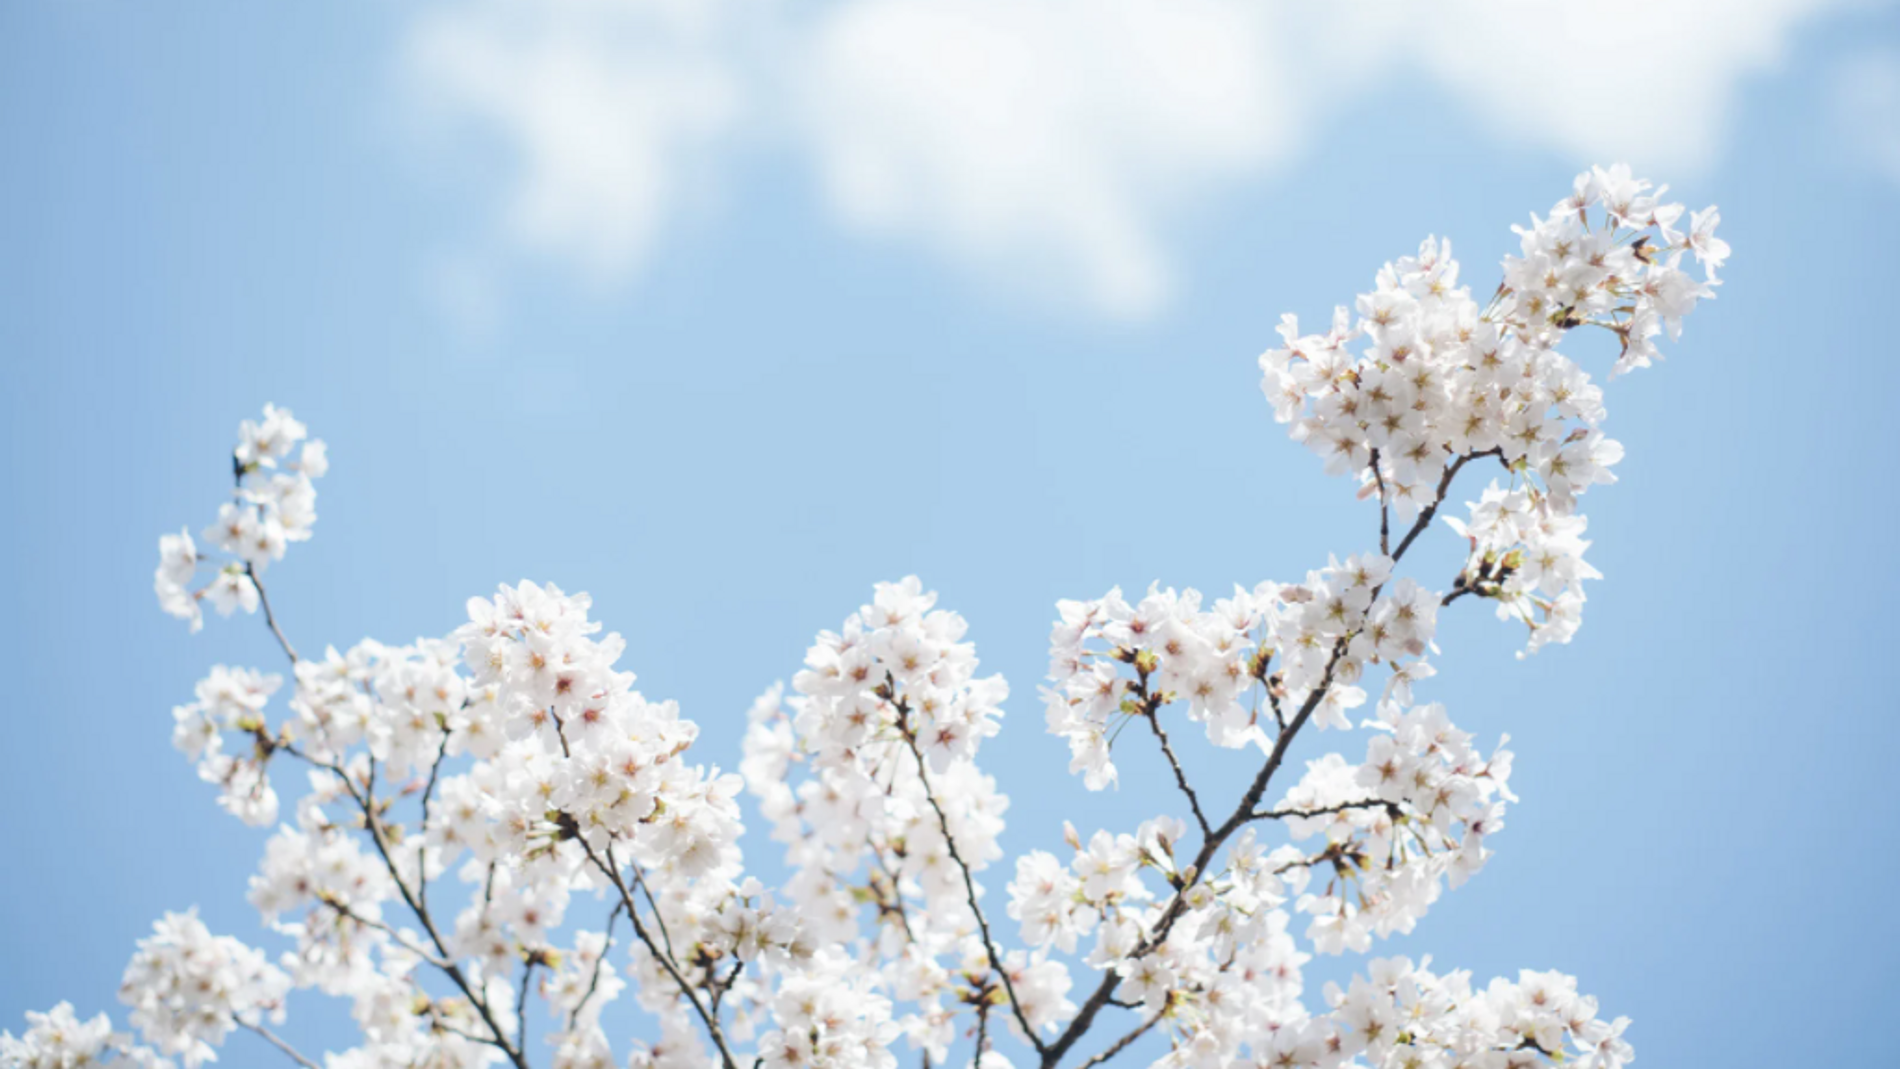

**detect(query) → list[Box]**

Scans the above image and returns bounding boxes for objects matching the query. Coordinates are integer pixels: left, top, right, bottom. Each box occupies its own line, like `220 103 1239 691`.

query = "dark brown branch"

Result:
1369 448 1390 557
575 836 741 1069
894 701 1048 1055
515 958 536 1053
245 563 299 665
416 727 451 912
1251 798 1401 823
709 957 746 1015
1043 446 1502 1066
569 902 624 1031
321 897 452 969
1272 842 1356 877
1390 449 1503 562
612 844 679 964
868 845 919 944
1141 705 1210 838
242 587 523 1066
278 746 528 1069
1040 640 1350 1069
423 1004 513 1050
974 994 993 1062
1076 1013 1164 1069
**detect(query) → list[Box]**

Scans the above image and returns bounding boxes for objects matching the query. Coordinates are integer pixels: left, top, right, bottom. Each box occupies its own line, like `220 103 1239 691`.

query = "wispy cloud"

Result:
404 0 1858 317
1370 0 1833 173
408 0 745 283
796 0 1301 317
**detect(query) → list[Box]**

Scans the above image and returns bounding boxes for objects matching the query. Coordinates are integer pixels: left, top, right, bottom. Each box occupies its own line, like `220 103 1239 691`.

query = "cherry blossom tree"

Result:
4 165 1726 1069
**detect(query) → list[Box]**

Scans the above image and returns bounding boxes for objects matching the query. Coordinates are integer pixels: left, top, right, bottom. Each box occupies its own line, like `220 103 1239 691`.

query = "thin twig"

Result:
1390 449 1502 562
894 698 1048 1056
1251 798 1402 823
334 765 528 1069
576 836 741 1069
869 843 919 943
710 957 746 1015
240 1020 321 1069
1042 636 1350 1068
1141 704 1210 837
416 727 451 912
424 1005 512 1050
1369 448 1390 557
246 564 299 665
569 901 625 1031
617 846 679 963
1076 1013 1164 1069
245 586 524 1068
1044 449 1496 1067
516 958 537 1053
321 898 453 969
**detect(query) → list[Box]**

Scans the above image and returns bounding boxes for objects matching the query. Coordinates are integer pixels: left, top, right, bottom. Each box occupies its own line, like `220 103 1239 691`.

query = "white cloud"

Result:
1377 0 1840 172
407 0 744 283
1831 47 1900 185
797 0 1299 316
404 0 1862 316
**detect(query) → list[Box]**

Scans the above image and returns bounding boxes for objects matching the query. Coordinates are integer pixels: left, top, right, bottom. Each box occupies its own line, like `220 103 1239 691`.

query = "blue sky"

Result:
3 1 1898 1066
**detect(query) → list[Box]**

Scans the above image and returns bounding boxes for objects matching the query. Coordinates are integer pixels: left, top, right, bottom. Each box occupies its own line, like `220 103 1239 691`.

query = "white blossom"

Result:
32 168 1720 1069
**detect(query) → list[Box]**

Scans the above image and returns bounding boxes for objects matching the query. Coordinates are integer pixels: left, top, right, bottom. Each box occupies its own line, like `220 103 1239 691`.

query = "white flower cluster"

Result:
1045 555 1437 791
117 911 290 1069
1260 164 1724 653
170 665 283 826
755 952 901 1069
1007 815 1315 1066
453 580 746 878
1280 957 1633 1069
248 799 397 994
789 576 1008 774
0 1003 165 1069
740 580 1061 1063
166 574 769 1069
542 926 625 1036
155 405 327 633
67 169 1720 1069
1276 702 1516 955
322 958 500 1069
